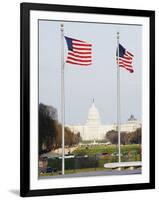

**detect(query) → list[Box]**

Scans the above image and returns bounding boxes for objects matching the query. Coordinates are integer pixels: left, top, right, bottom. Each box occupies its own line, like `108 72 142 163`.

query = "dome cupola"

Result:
86 99 101 126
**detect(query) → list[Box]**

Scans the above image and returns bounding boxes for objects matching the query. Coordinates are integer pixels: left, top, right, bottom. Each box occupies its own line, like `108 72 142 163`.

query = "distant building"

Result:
66 101 141 141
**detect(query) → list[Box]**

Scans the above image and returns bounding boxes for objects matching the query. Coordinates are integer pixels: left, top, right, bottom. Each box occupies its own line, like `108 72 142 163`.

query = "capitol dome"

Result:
86 100 101 126
66 99 141 141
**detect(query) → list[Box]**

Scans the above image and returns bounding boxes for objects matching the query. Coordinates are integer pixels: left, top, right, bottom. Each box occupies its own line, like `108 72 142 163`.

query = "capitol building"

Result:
66 101 141 141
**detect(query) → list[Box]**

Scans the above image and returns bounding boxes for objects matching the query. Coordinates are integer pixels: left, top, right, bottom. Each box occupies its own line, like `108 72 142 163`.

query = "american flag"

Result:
64 36 92 66
117 44 134 73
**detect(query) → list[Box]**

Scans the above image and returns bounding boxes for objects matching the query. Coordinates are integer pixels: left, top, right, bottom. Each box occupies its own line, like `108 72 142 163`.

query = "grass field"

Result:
39 144 142 177
72 144 141 156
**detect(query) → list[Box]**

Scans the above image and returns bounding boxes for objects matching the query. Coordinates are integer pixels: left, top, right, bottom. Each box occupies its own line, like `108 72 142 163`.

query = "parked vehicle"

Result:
39 167 57 174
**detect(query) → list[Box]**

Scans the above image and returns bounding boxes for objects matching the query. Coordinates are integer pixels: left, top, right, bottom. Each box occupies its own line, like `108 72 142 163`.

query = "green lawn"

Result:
72 144 141 156
39 144 141 177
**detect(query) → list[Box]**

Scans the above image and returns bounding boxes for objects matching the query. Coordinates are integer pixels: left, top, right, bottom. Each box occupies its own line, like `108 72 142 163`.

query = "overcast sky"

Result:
39 20 142 125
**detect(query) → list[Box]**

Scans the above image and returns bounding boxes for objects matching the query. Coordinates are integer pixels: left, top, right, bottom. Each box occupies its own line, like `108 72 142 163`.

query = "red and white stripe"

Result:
66 39 92 66
118 51 134 73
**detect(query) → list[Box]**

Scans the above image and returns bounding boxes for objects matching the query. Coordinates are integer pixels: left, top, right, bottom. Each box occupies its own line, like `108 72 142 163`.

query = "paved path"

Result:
40 169 141 179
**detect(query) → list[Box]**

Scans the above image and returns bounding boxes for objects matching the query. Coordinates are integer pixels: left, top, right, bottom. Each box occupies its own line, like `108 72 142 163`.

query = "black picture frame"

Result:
20 2 155 197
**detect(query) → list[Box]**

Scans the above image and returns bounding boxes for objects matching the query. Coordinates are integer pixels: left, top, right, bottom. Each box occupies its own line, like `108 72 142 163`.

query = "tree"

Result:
39 103 58 155
106 130 128 145
128 128 141 144
120 132 129 145
39 103 82 155
106 130 118 144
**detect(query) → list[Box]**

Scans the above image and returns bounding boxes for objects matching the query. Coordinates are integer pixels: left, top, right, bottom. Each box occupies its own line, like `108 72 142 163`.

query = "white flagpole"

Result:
117 32 121 163
60 24 65 174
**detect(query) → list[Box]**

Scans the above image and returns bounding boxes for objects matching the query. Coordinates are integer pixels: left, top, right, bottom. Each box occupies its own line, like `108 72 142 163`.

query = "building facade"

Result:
66 101 141 141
